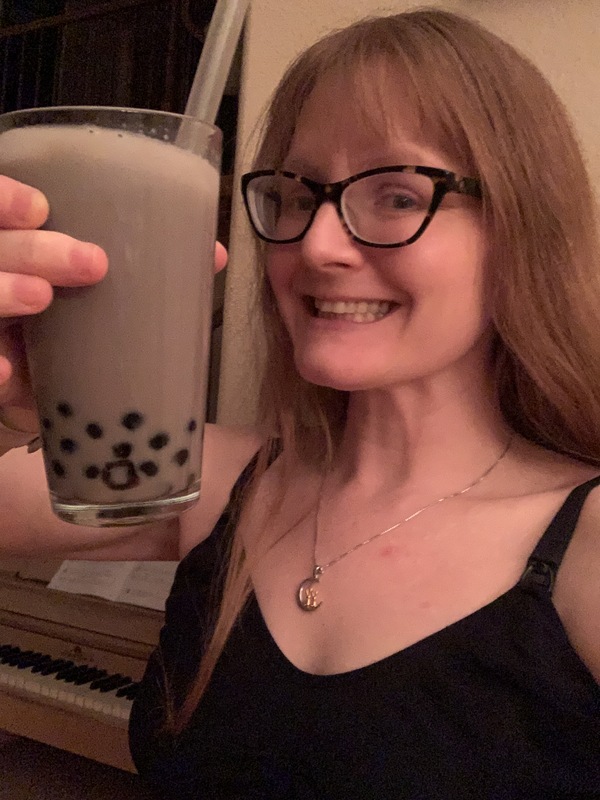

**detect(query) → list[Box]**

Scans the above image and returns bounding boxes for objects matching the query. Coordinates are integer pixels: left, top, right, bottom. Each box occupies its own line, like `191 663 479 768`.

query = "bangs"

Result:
323 56 476 174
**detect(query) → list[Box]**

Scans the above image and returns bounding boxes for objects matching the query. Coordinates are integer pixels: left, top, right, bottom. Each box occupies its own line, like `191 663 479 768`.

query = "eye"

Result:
350 173 434 217
373 181 425 211
279 187 315 216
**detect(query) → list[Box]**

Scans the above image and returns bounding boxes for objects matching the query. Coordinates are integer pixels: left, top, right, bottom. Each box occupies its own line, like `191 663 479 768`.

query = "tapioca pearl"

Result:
84 465 100 479
56 402 73 418
139 461 158 477
149 433 169 450
187 419 197 433
173 449 189 466
101 460 140 490
52 461 66 477
60 438 78 454
113 442 133 459
86 423 103 439
122 412 144 431
187 473 197 487
42 418 52 431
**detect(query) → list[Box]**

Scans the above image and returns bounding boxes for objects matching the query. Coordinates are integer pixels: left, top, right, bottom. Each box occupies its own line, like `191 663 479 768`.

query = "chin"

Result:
295 360 378 392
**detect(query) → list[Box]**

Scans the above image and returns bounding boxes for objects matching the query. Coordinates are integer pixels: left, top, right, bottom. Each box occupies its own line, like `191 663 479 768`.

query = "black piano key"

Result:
36 659 74 675
27 655 53 673
90 672 123 691
115 681 135 697
72 668 108 686
5 649 35 666
0 646 21 662
116 682 139 700
17 652 48 670
95 674 132 693
56 664 89 683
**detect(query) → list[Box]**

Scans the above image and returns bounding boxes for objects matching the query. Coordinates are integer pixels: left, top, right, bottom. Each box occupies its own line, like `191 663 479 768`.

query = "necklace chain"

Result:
296 438 513 611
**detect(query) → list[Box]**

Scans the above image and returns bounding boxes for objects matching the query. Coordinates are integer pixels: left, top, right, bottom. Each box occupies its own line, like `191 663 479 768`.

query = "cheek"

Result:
405 215 487 300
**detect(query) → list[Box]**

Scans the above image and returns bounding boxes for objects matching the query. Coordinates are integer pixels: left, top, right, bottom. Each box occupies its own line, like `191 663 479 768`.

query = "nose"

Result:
300 201 358 269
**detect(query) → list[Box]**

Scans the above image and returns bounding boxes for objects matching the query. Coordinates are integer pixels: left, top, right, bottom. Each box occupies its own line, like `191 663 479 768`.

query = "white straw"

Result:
184 0 251 124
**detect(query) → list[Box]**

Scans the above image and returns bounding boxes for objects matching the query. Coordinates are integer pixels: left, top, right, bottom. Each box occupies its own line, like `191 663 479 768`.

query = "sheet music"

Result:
115 561 179 611
48 561 178 610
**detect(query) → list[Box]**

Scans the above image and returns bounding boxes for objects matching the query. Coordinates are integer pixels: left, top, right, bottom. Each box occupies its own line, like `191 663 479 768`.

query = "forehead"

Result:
284 69 466 177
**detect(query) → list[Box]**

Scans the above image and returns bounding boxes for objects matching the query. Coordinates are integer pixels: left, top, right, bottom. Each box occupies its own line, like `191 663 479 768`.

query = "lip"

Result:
309 294 395 304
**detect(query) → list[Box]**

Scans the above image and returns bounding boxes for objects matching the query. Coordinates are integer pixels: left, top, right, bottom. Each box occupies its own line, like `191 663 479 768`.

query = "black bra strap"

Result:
518 474 600 594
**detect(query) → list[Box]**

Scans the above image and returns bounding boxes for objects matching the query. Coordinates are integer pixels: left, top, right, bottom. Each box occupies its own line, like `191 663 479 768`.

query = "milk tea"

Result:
0 121 219 523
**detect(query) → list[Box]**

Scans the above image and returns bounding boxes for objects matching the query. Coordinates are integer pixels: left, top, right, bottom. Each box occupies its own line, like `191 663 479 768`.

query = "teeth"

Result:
314 299 391 316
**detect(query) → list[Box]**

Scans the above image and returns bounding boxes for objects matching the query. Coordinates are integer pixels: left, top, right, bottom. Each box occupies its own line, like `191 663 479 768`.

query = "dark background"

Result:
0 0 238 174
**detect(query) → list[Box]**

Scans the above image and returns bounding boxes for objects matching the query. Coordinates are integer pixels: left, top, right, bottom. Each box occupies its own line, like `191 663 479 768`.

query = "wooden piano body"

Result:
0 558 164 772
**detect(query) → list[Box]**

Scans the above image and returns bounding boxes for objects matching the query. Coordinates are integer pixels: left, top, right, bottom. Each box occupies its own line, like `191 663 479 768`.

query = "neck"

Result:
330 374 512 501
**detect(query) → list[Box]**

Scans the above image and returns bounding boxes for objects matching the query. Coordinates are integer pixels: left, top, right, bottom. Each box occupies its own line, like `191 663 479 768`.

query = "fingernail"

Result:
13 187 48 224
30 189 49 220
70 241 106 280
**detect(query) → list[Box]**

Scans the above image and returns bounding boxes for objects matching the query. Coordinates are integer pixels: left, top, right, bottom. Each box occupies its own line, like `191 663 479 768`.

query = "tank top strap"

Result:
518 474 600 595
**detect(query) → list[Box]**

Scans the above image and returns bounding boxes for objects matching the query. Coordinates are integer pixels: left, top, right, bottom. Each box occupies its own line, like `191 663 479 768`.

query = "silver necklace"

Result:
296 438 513 611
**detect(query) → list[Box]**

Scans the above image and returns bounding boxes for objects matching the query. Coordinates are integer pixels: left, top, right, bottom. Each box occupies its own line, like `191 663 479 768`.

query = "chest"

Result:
246 496 555 676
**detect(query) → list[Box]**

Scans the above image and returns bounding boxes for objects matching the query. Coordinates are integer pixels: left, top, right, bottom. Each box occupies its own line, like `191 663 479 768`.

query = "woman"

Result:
0 9 598 799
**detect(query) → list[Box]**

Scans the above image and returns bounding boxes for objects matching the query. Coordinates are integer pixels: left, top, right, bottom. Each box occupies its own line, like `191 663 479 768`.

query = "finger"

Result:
0 229 107 286
215 241 228 273
0 354 11 387
0 324 36 412
0 272 53 317
0 175 49 230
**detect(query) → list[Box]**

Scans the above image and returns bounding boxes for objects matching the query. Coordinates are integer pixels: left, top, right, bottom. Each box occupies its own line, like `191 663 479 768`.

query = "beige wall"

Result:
217 0 600 425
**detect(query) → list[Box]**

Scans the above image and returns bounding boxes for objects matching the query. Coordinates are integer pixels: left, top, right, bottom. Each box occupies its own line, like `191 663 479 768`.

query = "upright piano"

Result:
0 558 164 772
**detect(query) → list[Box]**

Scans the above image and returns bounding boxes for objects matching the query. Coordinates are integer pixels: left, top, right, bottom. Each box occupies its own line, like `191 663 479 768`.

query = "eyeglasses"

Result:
241 166 481 248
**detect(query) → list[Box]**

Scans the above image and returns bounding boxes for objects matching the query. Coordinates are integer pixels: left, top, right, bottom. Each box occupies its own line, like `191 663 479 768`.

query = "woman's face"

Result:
265 74 490 394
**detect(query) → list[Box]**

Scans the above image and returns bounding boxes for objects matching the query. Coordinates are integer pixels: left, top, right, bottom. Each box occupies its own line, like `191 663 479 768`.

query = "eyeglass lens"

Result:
246 172 436 245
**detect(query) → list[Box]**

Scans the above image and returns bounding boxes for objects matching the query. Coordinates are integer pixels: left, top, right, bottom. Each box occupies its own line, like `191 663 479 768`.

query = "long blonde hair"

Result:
162 8 600 734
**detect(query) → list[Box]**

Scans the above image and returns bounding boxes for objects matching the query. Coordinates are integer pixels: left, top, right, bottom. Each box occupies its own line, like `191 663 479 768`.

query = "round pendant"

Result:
297 577 322 611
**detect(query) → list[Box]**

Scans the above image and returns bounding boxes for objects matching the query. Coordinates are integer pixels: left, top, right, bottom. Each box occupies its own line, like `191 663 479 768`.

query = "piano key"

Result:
4 649 35 666
0 649 135 724
90 673 126 691
118 683 140 701
36 658 75 675
56 664 89 683
98 675 133 693
17 652 50 669
72 668 108 686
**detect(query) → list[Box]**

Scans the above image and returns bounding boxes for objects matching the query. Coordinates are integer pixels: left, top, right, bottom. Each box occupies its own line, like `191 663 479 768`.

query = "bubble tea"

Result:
0 107 221 526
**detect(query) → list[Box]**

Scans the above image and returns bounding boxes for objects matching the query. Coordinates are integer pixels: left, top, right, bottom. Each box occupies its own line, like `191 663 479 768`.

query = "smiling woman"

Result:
126 11 600 799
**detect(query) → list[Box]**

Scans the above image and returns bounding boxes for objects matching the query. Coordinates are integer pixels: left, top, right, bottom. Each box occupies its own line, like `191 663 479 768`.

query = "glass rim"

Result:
0 105 221 134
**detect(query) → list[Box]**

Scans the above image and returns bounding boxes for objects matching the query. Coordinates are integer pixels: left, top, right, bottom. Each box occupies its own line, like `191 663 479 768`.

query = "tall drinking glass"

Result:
0 106 221 526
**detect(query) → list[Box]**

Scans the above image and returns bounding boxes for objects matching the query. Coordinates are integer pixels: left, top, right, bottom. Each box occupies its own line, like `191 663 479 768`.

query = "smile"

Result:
312 297 396 323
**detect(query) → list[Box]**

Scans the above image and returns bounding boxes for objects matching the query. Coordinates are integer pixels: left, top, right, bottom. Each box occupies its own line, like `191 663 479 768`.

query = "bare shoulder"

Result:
552 472 600 682
178 423 264 558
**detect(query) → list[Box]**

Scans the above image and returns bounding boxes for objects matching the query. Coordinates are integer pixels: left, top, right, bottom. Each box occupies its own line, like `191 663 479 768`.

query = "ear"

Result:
215 242 228 273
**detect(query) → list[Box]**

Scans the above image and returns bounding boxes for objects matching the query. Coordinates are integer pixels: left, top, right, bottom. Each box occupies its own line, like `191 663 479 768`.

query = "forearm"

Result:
0 445 178 558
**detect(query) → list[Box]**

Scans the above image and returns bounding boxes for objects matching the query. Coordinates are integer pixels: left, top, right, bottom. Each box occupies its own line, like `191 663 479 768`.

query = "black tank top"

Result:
129 466 600 799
